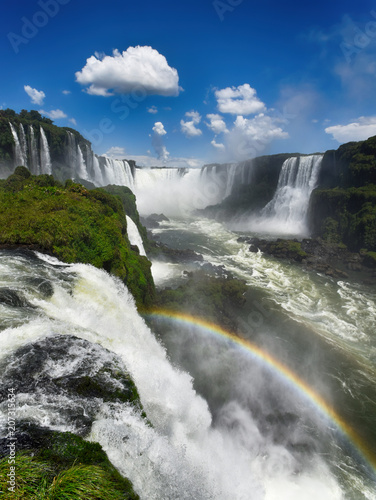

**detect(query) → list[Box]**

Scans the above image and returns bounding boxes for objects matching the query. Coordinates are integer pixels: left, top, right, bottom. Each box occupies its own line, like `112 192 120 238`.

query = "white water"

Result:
9 122 27 168
76 144 89 180
18 124 28 169
126 215 146 256
0 252 346 499
239 155 323 236
39 127 52 175
29 125 40 175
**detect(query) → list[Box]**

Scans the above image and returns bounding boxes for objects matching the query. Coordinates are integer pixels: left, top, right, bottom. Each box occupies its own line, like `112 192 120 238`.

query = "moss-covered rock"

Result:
0 170 154 309
308 185 376 252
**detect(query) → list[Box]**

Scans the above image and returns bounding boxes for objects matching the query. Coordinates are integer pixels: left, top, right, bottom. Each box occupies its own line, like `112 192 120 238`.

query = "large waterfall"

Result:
28 125 40 175
258 154 323 234
39 127 52 175
9 123 27 168
6 122 324 235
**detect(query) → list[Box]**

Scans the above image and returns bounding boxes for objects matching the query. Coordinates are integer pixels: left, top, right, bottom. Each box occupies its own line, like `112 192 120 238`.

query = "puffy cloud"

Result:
75 46 181 97
215 84 265 115
106 146 126 158
39 109 67 120
152 121 169 161
62 90 71 95
152 121 167 136
180 110 202 137
225 113 288 160
325 116 376 143
148 105 158 114
24 85 45 105
211 139 225 150
206 113 228 134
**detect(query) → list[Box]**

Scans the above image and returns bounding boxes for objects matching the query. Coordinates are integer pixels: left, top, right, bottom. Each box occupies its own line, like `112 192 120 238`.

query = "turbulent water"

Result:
0 219 374 499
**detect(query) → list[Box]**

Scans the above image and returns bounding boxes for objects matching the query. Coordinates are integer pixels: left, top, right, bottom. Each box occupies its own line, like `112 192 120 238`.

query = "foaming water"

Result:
0 251 348 499
126 216 146 256
231 155 323 237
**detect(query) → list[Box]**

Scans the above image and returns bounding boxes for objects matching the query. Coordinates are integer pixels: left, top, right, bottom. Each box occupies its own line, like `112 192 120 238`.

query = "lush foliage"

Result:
0 429 139 499
0 168 154 308
309 185 376 251
103 184 150 250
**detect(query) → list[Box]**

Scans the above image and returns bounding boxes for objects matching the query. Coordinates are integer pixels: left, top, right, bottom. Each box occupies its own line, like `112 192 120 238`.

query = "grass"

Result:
0 453 136 499
0 167 155 309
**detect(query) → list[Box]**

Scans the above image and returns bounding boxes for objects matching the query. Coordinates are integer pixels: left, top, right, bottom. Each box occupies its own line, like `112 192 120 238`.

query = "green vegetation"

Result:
103 184 150 251
309 135 376 252
0 109 88 174
0 167 154 309
309 184 376 251
0 430 139 499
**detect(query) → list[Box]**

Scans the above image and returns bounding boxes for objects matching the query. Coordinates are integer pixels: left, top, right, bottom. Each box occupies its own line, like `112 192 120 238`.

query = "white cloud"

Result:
24 85 45 105
106 146 126 158
75 46 181 97
152 121 169 161
148 105 158 114
152 121 167 136
180 110 202 137
62 90 71 95
206 113 228 134
225 113 288 160
325 116 376 143
211 139 225 150
69 118 77 126
39 109 67 120
215 84 265 115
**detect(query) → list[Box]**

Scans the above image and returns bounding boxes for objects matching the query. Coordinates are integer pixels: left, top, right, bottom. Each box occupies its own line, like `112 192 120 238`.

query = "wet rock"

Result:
0 288 34 308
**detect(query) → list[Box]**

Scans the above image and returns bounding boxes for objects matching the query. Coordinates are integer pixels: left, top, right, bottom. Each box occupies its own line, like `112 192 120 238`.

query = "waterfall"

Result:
19 124 28 168
66 131 77 175
258 154 323 235
29 125 40 175
91 153 104 186
224 163 238 198
76 144 89 180
39 127 52 175
9 122 27 168
126 215 146 256
103 157 135 189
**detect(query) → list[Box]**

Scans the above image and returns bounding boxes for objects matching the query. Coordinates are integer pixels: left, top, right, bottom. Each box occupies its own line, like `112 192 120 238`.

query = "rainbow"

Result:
146 309 376 475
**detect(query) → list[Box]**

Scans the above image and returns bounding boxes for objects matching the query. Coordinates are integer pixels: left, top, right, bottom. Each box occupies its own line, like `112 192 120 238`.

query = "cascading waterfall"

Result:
28 125 40 175
244 154 323 235
224 163 238 198
9 123 27 168
76 144 89 180
65 131 77 176
126 216 146 256
39 127 52 175
102 157 135 188
0 251 349 500
18 124 28 169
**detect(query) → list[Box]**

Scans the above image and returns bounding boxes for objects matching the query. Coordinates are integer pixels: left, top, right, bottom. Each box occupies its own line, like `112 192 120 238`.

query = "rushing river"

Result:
0 214 375 499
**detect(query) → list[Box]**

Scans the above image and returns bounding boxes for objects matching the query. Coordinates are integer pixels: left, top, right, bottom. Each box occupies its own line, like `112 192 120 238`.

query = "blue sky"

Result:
1 0 376 167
